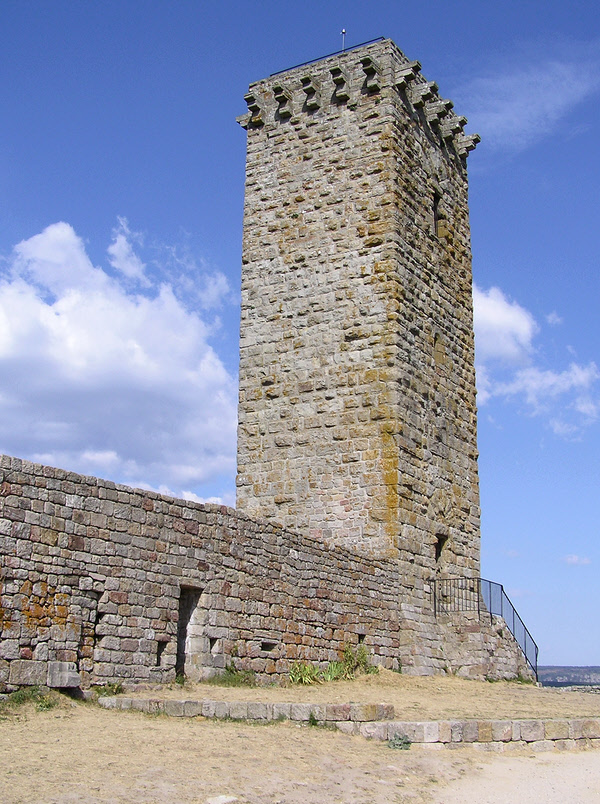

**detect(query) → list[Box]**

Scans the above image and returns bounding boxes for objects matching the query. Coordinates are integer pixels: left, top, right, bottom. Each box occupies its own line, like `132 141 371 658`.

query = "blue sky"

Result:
1 1 598 666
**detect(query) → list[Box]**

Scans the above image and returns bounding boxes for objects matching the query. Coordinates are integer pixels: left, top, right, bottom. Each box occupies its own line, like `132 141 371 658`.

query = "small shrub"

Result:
289 661 322 685
207 664 256 688
388 734 411 750
308 711 319 727
322 661 345 682
1 686 59 712
97 682 124 696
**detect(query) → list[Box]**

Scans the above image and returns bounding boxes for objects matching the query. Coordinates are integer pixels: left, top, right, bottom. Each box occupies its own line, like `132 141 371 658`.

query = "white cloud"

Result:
473 285 537 364
455 50 600 151
562 555 591 566
546 311 562 326
107 217 148 284
0 222 237 500
494 363 600 410
474 283 599 435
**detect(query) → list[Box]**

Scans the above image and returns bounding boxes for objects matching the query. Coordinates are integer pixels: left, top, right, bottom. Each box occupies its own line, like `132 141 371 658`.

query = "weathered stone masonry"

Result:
0 455 406 688
0 455 528 689
237 38 481 588
0 39 533 689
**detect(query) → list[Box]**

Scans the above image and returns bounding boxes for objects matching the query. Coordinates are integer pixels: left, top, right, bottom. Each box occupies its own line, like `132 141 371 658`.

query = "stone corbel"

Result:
440 113 466 141
456 132 481 157
273 83 293 119
425 98 454 124
301 75 321 110
409 81 438 109
330 66 351 103
360 55 381 93
394 60 421 91
240 92 264 128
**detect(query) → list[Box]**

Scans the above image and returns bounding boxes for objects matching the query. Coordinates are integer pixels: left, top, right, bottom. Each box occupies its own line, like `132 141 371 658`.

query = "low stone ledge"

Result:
94 699 600 751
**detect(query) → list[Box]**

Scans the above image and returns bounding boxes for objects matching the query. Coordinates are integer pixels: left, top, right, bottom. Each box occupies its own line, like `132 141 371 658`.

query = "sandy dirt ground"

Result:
1 676 599 804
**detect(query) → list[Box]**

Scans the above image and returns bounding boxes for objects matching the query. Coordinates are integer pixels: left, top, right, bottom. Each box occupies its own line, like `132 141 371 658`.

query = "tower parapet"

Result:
236 38 481 586
237 39 480 161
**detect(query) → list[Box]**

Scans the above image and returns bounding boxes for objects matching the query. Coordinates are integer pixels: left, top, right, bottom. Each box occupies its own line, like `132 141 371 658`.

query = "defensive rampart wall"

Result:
0 455 531 689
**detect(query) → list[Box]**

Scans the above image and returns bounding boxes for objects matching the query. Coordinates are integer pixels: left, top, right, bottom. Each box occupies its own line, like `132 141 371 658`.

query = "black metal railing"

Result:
432 577 538 678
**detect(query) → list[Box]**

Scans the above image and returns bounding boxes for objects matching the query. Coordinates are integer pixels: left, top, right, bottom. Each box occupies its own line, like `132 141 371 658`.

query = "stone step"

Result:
97 696 600 752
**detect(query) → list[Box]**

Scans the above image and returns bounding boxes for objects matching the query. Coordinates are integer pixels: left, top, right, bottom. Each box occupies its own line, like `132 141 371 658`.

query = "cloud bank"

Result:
473 284 599 436
0 222 237 503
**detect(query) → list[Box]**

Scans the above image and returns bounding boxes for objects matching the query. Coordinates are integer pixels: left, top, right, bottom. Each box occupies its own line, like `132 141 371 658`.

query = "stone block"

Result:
520 720 544 742
0 660 9 684
544 720 570 740
325 703 350 721
46 661 80 688
183 700 203 717
9 659 46 686
202 700 217 718
247 702 272 721
491 720 512 742
462 721 479 743
477 720 493 742
350 703 386 722
569 719 584 739
438 721 452 743
334 721 356 735
272 702 291 721
164 699 186 717
388 722 426 743
581 719 600 739
228 702 248 720
214 700 229 719
554 739 577 751
529 740 554 752
290 703 312 721
359 721 389 740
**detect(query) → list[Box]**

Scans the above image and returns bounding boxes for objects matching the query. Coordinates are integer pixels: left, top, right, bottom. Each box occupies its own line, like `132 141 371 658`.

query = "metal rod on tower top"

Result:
341 29 346 51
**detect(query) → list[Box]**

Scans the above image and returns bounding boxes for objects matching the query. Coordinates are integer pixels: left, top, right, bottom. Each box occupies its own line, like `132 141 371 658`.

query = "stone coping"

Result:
98 696 600 751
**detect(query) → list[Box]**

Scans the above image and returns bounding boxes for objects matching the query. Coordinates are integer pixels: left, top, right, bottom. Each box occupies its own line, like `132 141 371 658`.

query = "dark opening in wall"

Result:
433 191 441 236
156 639 168 667
435 533 448 562
176 586 203 677
209 637 218 653
261 641 277 652
357 633 366 644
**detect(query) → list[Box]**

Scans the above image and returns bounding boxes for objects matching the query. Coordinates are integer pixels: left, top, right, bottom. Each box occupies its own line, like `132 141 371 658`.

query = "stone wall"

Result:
0 455 404 689
0 455 531 689
236 38 481 596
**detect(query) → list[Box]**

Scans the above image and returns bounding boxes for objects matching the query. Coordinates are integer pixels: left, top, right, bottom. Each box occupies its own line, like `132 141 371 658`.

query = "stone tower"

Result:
236 38 481 581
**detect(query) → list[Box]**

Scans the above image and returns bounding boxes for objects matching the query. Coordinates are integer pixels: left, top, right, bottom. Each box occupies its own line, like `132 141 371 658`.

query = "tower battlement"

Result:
237 39 480 162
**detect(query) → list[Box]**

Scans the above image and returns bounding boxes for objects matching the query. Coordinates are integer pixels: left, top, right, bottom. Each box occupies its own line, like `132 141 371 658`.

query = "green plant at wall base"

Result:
341 643 378 678
289 644 378 685
308 711 319 726
388 734 411 750
289 661 323 685
207 664 256 688
322 661 345 682
97 682 124 696
0 686 60 712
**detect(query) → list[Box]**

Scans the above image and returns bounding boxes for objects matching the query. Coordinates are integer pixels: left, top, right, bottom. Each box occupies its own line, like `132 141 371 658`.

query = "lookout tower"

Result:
236 38 481 581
